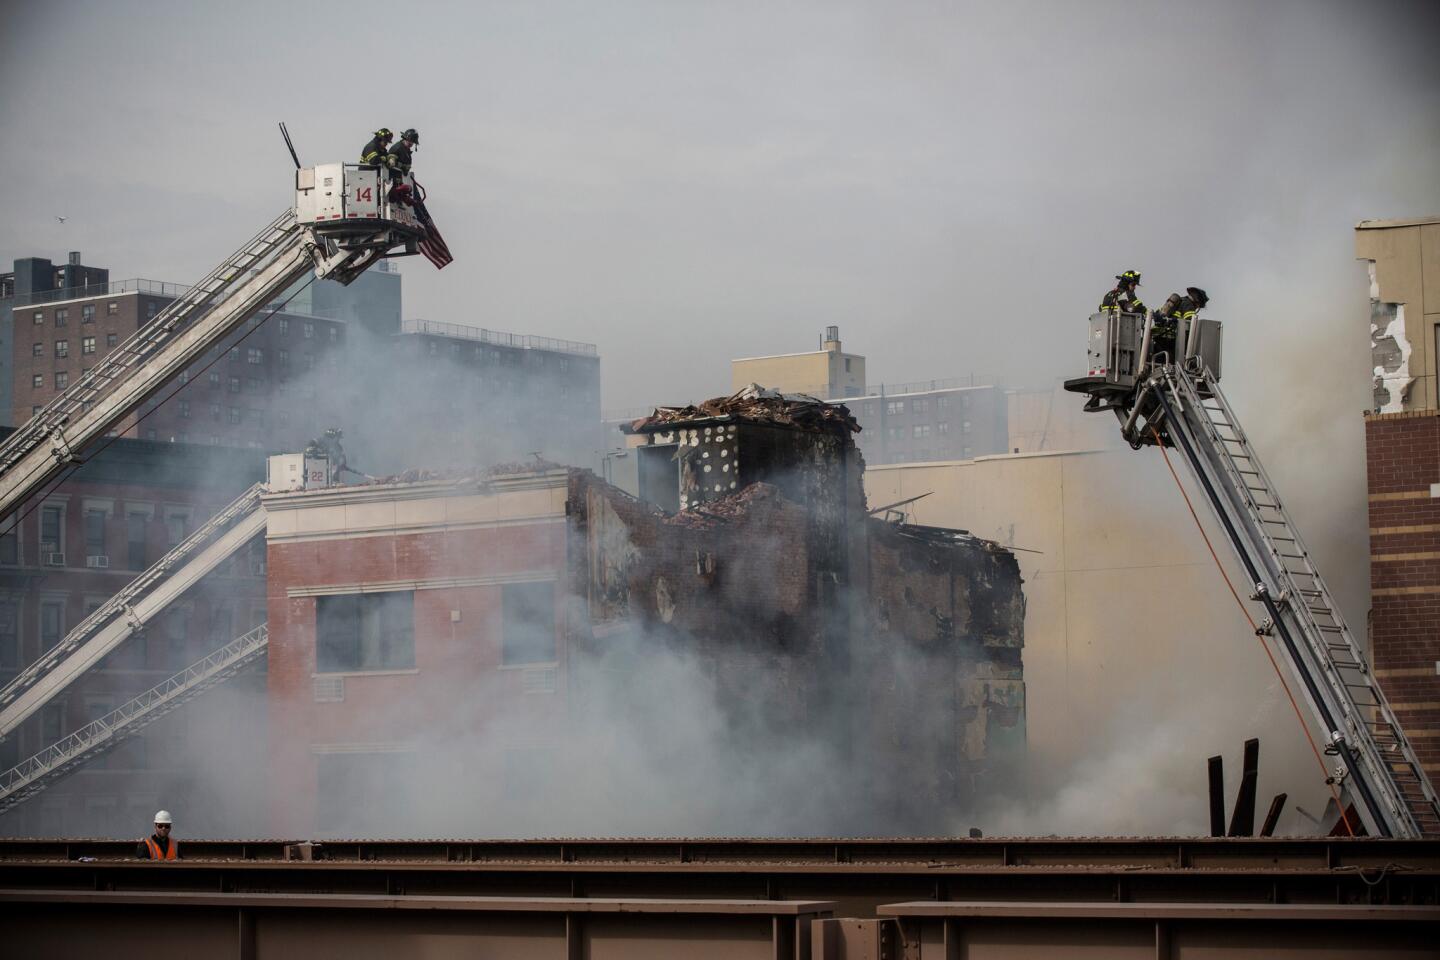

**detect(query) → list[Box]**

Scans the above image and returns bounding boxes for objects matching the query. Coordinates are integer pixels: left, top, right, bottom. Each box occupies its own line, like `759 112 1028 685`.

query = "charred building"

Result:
260 388 1025 835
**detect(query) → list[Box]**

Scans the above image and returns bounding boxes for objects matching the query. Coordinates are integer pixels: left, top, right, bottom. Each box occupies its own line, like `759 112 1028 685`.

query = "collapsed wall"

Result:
567 386 1026 821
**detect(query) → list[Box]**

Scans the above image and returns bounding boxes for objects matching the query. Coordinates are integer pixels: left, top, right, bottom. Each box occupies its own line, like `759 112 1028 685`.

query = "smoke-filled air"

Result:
1 0 1438 843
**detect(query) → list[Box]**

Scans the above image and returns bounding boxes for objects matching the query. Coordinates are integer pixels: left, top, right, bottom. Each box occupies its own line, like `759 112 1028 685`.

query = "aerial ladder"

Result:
1066 310 1440 838
0 162 435 522
0 161 437 807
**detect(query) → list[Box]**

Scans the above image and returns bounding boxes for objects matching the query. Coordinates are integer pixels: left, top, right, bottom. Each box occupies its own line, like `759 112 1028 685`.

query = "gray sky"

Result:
3 0 1436 411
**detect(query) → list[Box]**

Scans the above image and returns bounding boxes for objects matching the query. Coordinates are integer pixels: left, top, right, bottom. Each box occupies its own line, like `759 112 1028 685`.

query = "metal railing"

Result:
0 624 269 812
7 278 192 310
401 318 598 357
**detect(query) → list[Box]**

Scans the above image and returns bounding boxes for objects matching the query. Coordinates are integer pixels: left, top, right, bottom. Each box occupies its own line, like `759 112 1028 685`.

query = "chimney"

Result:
822 325 841 353
68 251 81 266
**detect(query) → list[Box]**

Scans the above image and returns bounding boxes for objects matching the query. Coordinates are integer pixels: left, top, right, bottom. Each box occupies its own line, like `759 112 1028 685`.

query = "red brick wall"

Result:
1365 411 1440 784
265 520 568 835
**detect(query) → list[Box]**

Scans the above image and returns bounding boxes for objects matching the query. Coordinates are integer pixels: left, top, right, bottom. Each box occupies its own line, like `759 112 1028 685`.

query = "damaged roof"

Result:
625 384 861 435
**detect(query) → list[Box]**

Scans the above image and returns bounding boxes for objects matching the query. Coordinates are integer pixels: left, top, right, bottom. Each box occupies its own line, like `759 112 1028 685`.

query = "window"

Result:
31 343 42 357
178 400 190 419
81 304 95 323
54 339 68 358
247 347 263 365
0 601 18 669
502 582 556 664
303 354 315 370
144 429 157 441
427 341 438 356
55 372 69 390
886 426 904 441
316 592 415 673
229 347 240 362
164 511 190 547
0 521 17 565
146 301 158 318
962 446 973 457
127 512 148 569
938 396 954 411
245 377 259 391
107 301 118 315
913 424 931 438
165 607 190 665
278 349 289 365
228 376 241 393
41 703 64 743
937 421 950 435
209 403 221 419
844 358 851 372
863 402 877 417
278 318 289 335
328 326 339 343
886 400 904 416
913 398 929 415
85 509 106 558
106 332 118 348
303 321 315 339
55 308 68 326
228 406 241 424
81 336 95 355
40 601 63 651
178 370 189 385
31 375 43 389
962 420 972 433
32 310 44 325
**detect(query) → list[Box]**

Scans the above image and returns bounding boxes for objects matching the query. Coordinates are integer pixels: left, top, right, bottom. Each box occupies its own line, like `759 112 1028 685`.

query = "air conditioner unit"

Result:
44 553 66 567
86 555 110 569
249 558 267 576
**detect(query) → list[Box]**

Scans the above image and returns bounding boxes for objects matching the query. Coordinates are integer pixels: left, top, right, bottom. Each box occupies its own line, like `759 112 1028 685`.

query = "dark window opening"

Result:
637 444 681 514
502 581 556 665
316 591 415 673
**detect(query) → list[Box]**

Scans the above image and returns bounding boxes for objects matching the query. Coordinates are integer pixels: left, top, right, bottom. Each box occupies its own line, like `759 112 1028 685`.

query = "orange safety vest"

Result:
143 836 178 861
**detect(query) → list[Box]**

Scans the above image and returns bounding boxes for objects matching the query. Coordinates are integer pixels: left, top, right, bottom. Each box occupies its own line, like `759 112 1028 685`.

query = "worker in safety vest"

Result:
1150 286 1209 362
137 809 179 860
1100 270 1145 315
360 127 393 165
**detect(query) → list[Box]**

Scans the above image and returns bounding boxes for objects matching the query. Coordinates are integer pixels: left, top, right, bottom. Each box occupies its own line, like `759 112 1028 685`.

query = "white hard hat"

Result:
153 810 172 825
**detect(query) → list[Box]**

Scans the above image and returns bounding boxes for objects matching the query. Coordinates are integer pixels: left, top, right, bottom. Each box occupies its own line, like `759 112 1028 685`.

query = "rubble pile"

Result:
630 383 860 435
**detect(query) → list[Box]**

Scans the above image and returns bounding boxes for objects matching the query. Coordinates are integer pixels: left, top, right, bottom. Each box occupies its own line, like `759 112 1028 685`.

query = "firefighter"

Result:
387 129 419 181
1150 286 1209 361
360 127 393 166
1100 270 1145 315
136 809 179 860
385 128 420 204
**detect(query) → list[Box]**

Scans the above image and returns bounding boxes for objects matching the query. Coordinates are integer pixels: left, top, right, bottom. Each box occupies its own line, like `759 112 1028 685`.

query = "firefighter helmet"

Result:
374 128 393 139
1116 270 1142 286
402 128 419 144
1186 286 1209 307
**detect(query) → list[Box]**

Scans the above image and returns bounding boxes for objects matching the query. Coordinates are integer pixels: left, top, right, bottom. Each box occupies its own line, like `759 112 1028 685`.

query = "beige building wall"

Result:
731 332 866 399
1355 216 1440 412
864 448 1330 825
1006 382 1124 455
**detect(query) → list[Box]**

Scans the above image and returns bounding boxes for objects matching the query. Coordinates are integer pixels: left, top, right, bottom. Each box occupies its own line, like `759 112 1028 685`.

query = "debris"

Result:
629 383 861 435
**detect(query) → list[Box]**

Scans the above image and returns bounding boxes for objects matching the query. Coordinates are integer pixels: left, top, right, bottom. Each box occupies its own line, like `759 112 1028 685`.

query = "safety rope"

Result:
1151 425 1355 836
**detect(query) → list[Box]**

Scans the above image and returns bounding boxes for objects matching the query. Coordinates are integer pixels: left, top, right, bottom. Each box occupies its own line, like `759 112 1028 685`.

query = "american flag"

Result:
414 202 453 270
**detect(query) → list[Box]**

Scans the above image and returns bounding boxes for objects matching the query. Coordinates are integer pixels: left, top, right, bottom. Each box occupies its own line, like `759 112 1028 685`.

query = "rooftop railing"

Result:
7 278 191 310
401 318 598 357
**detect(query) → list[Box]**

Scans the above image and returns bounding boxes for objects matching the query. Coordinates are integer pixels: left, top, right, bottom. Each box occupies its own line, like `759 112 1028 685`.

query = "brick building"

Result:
0 433 267 837
260 389 1024 836
1357 216 1440 786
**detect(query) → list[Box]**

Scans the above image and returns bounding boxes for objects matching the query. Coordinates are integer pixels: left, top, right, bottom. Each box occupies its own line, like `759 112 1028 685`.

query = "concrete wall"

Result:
864 448 1331 830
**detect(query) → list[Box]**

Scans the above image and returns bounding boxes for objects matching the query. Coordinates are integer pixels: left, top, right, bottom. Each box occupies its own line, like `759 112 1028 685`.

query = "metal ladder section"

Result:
0 210 309 520
1156 364 1440 838
0 483 267 741
0 624 268 814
